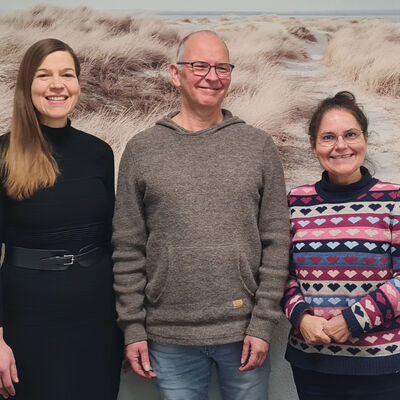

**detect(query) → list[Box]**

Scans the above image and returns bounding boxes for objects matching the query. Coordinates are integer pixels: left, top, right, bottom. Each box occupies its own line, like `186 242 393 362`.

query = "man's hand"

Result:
323 314 351 343
125 341 156 379
299 314 331 345
239 335 269 372
0 338 18 399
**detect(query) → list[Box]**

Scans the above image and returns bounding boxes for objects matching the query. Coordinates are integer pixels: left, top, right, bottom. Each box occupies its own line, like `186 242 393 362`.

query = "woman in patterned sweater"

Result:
282 91 400 400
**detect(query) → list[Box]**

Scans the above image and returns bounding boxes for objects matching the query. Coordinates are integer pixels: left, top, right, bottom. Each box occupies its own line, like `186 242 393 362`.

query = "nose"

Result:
49 75 64 88
334 135 348 150
204 66 219 80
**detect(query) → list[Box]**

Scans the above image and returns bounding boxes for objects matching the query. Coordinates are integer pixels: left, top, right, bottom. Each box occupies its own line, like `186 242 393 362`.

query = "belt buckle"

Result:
64 254 75 265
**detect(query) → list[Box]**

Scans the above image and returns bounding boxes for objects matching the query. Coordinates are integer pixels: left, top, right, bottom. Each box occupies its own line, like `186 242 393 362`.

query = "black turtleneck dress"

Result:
0 123 123 400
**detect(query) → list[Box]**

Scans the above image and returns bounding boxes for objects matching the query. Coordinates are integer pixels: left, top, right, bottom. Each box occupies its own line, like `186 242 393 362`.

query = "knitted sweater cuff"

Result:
342 308 364 337
120 323 148 346
245 318 275 343
290 303 312 330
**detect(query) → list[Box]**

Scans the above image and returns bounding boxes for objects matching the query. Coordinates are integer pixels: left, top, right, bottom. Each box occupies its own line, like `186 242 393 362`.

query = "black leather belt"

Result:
4 243 104 271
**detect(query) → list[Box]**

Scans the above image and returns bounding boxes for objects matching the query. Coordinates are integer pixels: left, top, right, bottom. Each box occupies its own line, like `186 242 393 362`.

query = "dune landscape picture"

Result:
1 5 399 189
0 3 399 399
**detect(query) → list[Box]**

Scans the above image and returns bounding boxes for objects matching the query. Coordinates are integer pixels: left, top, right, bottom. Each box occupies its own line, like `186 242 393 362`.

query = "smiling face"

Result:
170 32 231 113
31 51 80 128
312 108 368 185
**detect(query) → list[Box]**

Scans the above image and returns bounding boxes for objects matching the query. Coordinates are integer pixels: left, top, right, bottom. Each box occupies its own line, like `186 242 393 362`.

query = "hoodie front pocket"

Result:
151 244 254 306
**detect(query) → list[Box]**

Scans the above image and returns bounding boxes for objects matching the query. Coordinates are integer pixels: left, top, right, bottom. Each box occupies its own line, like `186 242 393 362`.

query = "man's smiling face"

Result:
171 32 231 112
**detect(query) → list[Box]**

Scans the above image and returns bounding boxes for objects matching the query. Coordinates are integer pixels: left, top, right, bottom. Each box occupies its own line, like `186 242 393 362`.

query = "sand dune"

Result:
0 6 399 184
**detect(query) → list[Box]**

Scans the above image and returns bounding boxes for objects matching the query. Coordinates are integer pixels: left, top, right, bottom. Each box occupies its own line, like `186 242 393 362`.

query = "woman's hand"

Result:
0 333 18 399
299 313 331 345
323 314 351 343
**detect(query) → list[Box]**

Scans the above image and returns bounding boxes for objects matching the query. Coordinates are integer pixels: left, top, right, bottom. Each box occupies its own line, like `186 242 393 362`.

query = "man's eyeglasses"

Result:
317 129 364 147
177 61 235 78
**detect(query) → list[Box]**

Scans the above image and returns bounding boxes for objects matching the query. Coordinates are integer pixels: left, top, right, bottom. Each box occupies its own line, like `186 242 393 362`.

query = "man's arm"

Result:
245 135 291 343
112 141 148 346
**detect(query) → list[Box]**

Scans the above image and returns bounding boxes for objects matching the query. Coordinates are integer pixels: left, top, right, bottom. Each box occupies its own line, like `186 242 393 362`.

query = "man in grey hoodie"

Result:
113 30 290 399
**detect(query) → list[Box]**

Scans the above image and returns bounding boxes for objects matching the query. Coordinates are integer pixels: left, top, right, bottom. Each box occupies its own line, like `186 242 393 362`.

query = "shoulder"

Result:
287 183 320 212
223 110 269 136
225 116 272 140
221 117 278 153
70 126 114 158
288 184 318 198
370 180 400 191
125 124 164 152
227 121 279 156
370 180 400 203
130 124 160 141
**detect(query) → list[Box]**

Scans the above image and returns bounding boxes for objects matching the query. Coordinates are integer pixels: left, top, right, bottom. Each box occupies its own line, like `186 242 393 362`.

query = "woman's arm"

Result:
0 185 19 398
341 189 400 337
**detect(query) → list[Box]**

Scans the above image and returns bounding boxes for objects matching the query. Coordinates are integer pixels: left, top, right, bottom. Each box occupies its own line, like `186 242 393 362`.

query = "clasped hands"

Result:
299 313 351 345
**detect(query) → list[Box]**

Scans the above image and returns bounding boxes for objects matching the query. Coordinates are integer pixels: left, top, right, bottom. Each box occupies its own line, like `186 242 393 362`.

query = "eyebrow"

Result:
320 128 360 134
35 67 76 72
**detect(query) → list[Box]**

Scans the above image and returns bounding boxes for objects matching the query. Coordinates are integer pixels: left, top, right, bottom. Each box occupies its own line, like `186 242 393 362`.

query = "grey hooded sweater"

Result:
112 110 290 346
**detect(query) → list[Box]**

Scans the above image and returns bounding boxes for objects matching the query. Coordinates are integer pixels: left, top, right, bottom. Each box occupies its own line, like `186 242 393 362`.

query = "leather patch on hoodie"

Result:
233 299 243 309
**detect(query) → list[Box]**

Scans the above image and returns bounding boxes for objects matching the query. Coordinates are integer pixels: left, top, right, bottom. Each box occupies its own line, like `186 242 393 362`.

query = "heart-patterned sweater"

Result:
282 167 400 375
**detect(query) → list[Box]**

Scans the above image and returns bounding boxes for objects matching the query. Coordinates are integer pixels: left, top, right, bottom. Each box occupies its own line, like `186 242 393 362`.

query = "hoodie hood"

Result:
155 109 245 137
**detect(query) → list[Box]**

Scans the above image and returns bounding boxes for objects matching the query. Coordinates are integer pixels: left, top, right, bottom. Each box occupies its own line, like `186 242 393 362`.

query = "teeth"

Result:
47 96 66 101
332 155 352 159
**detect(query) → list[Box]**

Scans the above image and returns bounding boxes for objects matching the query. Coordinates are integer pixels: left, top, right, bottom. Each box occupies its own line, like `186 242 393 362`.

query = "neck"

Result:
172 105 224 132
40 117 68 129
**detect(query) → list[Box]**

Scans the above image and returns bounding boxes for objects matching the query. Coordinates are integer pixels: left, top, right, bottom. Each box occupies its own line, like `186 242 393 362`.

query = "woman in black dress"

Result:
0 39 123 399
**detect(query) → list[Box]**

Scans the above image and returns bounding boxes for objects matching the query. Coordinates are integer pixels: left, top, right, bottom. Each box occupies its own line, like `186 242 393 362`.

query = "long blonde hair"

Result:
0 38 80 200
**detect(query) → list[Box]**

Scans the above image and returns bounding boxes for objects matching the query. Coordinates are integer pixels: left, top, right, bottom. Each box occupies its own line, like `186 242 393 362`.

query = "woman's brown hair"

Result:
0 38 80 200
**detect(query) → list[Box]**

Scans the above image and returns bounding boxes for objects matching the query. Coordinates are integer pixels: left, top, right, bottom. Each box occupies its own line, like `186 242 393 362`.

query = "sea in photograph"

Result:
1 7 399 22
152 10 400 22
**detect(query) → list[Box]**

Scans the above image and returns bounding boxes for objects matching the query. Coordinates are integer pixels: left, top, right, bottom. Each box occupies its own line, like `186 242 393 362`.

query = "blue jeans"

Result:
148 341 270 400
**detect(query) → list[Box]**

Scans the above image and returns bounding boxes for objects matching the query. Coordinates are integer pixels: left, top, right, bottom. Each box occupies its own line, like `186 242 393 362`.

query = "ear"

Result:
364 131 368 144
170 63 181 89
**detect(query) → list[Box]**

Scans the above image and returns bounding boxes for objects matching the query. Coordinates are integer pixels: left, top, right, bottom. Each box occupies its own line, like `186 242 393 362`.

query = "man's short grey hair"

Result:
176 30 230 62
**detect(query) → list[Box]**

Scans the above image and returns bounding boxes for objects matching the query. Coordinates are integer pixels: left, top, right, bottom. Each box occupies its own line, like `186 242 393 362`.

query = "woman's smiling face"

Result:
312 108 368 185
31 50 80 128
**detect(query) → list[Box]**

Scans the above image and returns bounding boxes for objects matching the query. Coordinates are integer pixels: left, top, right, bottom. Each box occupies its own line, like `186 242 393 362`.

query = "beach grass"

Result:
323 20 400 97
0 5 312 162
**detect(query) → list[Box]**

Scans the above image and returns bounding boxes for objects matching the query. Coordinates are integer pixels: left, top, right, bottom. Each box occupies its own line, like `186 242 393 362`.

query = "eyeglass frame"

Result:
316 129 366 147
176 61 235 78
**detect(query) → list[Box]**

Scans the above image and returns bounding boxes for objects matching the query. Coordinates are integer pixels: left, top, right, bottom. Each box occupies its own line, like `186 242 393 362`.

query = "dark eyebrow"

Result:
320 128 360 135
